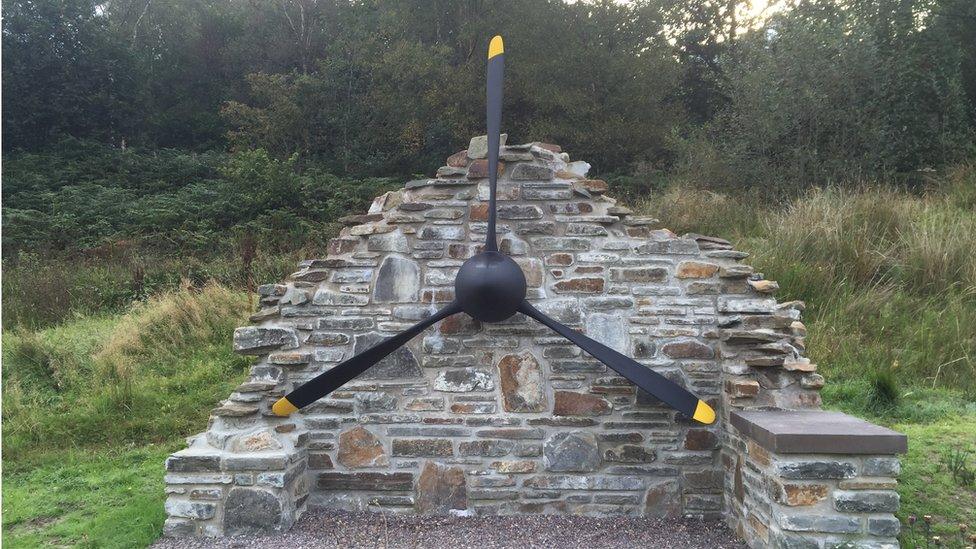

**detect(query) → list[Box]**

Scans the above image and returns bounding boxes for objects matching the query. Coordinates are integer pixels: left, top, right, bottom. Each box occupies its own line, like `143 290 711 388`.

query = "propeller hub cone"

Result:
455 251 526 323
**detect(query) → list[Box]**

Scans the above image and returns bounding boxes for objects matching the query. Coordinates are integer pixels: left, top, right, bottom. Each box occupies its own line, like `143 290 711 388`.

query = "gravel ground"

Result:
152 510 745 549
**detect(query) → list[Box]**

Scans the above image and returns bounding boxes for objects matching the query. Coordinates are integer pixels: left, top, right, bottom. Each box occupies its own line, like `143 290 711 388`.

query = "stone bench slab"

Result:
731 410 907 455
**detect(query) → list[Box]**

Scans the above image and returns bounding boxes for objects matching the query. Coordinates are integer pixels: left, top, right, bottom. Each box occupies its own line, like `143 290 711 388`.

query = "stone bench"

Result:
725 410 907 549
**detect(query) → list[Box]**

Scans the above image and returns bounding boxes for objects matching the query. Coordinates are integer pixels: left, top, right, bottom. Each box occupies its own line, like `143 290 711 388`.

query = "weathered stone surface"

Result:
374 256 420 303
604 445 656 463
498 204 544 219
167 453 220 472
467 134 507 159
662 340 714 359
228 430 283 453
416 461 467 514
867 516 901 537
778 514 861 534
233 327 299 354
553 277 605 293
356 392 398 412
317 472 414 491
553 391 611 416
676 261 719 278
586 313 628 353
353 332 421 379
368 231 409 253
434 368 494 392
863 457 900 477
833 490 899 513
543 431 601 472
337 426 389 468
509 163 554 180
223 488 284 535
610 267 667 283
392 438 453 457
458 440 515 457
166 499 217 520
776 461 857 480
775 482 829 506
644 480 681 518
684 429 719 451
498 351 547 412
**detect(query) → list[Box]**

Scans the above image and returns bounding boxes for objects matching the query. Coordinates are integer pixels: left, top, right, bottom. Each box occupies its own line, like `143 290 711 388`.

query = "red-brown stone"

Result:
661 340 714 359
446 150 469 167
553 277 605 294
498 351 547 412
684 428 719 451
553 391 612 416
469 203 489 222
415 461 467 514
337 426 388 468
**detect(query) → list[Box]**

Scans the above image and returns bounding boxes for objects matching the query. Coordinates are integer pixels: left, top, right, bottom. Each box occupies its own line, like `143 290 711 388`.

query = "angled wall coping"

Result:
730 410 907 455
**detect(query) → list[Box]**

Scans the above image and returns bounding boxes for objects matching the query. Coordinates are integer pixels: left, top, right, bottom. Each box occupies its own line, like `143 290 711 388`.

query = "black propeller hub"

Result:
455 251 526 323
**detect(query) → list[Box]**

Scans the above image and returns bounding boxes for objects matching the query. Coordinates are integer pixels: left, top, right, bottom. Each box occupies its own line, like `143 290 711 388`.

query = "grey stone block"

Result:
833 490 899 513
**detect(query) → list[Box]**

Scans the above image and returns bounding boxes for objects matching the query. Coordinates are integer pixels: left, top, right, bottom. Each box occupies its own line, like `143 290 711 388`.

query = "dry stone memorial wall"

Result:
164 136 907 548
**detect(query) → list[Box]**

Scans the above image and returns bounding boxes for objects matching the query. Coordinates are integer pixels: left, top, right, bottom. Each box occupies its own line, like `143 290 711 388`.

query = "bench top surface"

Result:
731 410 907 455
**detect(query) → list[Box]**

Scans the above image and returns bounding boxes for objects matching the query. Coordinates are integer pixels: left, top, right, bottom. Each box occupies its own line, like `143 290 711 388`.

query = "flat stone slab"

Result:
731 410 907 455
153 509 744 549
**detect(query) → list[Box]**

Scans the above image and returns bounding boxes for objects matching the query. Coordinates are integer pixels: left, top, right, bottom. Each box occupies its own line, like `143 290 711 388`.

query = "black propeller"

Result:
273 35 715 425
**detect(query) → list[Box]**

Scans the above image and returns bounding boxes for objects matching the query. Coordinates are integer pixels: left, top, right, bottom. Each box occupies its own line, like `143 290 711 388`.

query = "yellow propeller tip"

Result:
693 400 716 424
272 397 298 417
488 36 504 59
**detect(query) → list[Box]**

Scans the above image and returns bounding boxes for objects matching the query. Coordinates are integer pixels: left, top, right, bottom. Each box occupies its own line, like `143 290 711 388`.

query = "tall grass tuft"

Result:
1 284 252 460
634 165 976 397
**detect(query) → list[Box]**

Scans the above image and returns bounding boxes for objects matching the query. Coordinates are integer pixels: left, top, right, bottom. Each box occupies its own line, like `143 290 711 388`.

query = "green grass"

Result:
894 416 976 548
2 445 177 549
2 285 253 547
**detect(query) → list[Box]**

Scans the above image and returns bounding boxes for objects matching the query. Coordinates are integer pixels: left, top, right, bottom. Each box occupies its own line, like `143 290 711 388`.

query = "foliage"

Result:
673 0 975 189
5 0 971 180
1 140 399 259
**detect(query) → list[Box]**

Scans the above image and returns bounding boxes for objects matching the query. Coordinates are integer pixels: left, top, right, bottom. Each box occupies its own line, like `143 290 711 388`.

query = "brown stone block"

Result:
774 482 829 506
553 391 611 416
553 277 605 293
446 150 469 167
416 461 467 514
337 426 388 468
498 350 548 412
578 179 608 194
467 158 504 179
676 261 720 278
661 340 714 359
684 429 719 451
392 439 453 457
469 203 489 222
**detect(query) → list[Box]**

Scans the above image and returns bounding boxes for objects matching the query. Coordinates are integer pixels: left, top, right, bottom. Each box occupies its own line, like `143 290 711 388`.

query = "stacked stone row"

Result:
726 435 901 548
163 136 819 536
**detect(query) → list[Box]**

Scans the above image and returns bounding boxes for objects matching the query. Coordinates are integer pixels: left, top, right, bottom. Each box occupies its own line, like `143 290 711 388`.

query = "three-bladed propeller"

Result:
272 35 716 425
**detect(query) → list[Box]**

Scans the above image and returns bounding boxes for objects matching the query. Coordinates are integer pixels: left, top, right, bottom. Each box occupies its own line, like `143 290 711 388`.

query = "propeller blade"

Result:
485 35 504 252
519 300 716 424
272 301 463 416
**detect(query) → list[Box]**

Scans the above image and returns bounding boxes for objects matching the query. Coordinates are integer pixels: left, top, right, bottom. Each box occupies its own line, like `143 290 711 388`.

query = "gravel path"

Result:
153 510 745 549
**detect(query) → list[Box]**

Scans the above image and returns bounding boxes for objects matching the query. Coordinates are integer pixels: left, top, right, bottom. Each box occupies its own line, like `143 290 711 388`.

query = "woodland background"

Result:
2 0 975 547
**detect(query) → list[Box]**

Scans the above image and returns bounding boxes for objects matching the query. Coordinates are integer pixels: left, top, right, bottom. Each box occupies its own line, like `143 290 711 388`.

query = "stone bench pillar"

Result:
725 410 907 548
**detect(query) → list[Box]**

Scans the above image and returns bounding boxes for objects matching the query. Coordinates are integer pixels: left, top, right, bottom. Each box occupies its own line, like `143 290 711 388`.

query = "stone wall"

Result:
163 136 825 537
725 411 906 548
